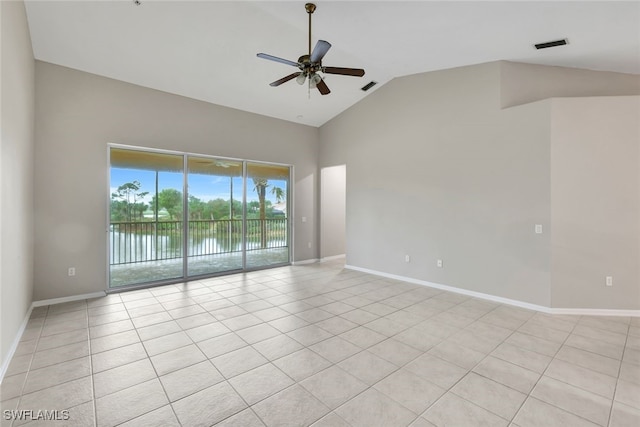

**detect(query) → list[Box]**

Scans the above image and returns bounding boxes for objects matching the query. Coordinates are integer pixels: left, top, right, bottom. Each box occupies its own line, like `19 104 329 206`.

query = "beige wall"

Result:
320 61 639 309
320 62 552 306
320 164 346 258
1 0 35 370
34 62 319 300
550 96 640 309
501 61 640 109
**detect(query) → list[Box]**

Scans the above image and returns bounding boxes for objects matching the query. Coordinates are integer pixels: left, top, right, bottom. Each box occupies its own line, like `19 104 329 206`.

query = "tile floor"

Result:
1 260 639 427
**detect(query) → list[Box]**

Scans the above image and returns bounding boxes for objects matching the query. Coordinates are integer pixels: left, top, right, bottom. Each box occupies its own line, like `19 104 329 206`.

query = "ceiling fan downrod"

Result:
306 3 316 57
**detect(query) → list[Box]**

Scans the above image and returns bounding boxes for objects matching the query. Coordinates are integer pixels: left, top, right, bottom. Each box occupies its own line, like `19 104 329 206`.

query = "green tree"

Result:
152 189 183 220
111 181 148 222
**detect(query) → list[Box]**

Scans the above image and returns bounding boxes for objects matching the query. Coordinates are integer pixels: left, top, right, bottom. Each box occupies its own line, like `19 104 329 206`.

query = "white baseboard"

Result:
1 290 107 383
345 264 640 317
321 254 346 262
0 305 33 384
32 291 106 308
292 258 319 265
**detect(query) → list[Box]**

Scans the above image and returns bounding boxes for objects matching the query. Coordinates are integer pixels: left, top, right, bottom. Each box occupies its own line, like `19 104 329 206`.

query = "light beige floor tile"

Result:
490 342 552 374
184 321 231 342
531 376 612 426
91 342 147 373
118 404 180 427
337 350 398 385
374 368 446 414
473 356 540 394
229 363 294 405
544 358 616 399
315 316 359 335
447 329 502 354
335 388 416 427
90 329 140 354
131 311 173 329
197 332 248 359
253 307 290 322
623 347 640 366
554 345 620 377
300 365 368 409
505 332 561 357
429 340 486 370
405 353 467 389
513 397 599 427
221 313 267 331
175 312 216 329
214 408 266 427
142 331 192 356
367 338 422 366
296 308 334 323
517 320 570 343
615 379 640 409
268 315 310 333
30 341 89 370
136 320 181 341
619 361 640 385
564 333 625 360
273 349 331 382
235 323 282 344
18 377 92 415
96 379 168 427
364 317 408 336
451 372 527 420
172 381 247 426
322 301 359 315
310 412 351 427
287 325 333 346
609 401 640 427
23 357 90 394
394 327 442 352
309 336 361 363
160 360 224 401
0 372 26 401
127 303 165 319
4 354 33 377
572 324 628 346
88 311 131 327
253 384 330 427
340 309 379 325
252 334 303 360
36 328 88 351
422 392 508 427
94 358 157 398
212 346 268 378
150 343 207 376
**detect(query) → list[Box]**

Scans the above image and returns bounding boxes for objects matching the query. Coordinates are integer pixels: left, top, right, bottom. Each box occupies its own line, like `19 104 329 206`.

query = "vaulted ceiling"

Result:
24 1 640 127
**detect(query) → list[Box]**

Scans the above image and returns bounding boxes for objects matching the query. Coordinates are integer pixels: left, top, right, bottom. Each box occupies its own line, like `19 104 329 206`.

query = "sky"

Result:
110 167 287 206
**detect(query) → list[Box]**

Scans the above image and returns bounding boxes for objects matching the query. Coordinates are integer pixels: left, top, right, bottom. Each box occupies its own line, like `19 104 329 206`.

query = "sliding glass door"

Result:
187 156 243 276
108 146 291 288
246 162 290 269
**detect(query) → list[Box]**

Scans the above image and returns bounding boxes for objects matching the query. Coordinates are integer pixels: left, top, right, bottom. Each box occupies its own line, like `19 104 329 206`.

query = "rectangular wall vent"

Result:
361 81 378 91
534 39 568 50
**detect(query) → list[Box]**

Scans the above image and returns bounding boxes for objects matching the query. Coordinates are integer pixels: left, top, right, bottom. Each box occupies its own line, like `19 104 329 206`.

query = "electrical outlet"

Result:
308 242 312 249
606 276 613 287
535 224 543 234
405 255 411 263
68 267 76 277
301 217 307 223
437 259 443 268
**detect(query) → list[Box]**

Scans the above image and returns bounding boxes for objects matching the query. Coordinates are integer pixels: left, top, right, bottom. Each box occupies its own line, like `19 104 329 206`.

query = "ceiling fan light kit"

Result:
257 3 365 96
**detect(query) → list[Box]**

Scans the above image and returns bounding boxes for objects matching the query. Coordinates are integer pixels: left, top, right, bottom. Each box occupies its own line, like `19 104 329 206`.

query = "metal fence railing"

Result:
109 218 288 265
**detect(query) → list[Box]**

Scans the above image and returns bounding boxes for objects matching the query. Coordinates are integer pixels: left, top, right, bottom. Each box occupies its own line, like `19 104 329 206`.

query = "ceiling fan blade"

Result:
310 40 332 63
269 73 302 87
323 67 365 77
257 53 299 68
316 79 331 95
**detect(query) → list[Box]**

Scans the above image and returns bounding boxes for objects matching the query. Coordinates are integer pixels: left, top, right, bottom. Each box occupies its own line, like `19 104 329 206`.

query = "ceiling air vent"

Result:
361 81 378 91
534 39 568 50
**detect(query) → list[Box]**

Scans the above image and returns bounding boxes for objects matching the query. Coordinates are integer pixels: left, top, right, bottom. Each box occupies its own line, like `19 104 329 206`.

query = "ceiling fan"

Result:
257 3 365 95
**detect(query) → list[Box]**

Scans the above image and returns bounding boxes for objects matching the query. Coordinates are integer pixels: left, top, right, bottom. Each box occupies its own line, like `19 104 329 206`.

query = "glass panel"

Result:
187 156 243 276
246 162 290 269
109 148 184 287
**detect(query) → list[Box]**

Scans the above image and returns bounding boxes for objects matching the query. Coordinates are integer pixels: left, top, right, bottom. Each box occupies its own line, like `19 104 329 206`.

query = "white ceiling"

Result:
24 1 640 127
